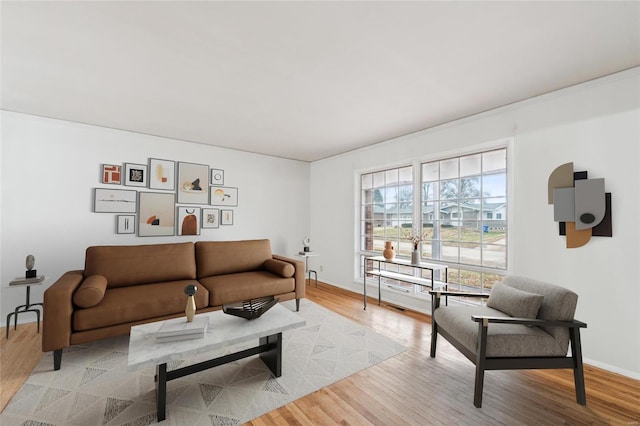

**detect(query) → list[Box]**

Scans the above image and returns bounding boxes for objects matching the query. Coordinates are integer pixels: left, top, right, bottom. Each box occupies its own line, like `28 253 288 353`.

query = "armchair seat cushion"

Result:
434 306 566 357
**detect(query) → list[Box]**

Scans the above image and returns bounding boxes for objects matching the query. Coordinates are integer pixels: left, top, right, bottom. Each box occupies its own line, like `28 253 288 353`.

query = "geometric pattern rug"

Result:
0 299 406 425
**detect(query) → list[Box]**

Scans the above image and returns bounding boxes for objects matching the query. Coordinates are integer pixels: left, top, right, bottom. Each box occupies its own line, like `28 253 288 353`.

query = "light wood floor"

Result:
2 282 639 424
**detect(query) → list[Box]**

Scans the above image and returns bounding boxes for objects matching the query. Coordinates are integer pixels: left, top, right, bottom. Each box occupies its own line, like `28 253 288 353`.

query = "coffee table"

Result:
128 303 306 421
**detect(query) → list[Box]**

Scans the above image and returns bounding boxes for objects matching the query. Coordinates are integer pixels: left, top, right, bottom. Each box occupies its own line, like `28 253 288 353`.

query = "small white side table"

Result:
6 276 45 338
297 251 319 287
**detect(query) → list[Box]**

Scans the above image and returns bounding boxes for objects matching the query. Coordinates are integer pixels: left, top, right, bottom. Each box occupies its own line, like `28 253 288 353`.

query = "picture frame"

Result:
94 188 137 213
209 186 238 206
149 158 175 191
124 163 148 187
202 208 220 229
210 168 224 186
116 215 136 234
102 164 122 184
177 206 201 236
221 209 234 225
138 192 176 237
177 162 209 204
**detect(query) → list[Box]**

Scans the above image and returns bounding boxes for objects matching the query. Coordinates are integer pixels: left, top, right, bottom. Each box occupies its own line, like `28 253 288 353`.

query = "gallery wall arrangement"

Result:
93 160 238 237
548 162 612 248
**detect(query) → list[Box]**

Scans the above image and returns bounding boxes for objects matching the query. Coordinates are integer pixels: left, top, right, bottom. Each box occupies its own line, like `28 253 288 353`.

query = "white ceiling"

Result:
2 2 639 162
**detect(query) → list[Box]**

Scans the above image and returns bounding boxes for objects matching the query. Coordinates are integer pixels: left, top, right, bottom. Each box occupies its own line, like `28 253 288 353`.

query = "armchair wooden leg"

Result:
430 322 438 358
570 328 587 405
295 298 300 312
474 319 489 408
430 293 440 358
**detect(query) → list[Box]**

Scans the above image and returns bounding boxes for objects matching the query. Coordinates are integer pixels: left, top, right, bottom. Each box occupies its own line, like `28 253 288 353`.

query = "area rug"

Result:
1 299 406 425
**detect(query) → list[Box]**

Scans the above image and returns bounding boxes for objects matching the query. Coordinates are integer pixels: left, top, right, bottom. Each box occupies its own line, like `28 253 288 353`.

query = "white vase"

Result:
411 249 420 265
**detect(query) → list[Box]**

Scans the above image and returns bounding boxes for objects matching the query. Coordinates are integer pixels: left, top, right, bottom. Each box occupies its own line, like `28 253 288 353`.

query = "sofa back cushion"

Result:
85 242 196 288
196 239 272 278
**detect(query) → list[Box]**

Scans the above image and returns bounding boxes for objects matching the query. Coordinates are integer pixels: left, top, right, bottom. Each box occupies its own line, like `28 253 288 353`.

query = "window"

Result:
421 148 507 293
359 147 508 298
360 165 413 257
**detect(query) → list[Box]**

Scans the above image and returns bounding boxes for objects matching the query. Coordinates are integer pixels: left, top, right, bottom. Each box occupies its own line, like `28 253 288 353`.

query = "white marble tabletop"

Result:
128 303 306 371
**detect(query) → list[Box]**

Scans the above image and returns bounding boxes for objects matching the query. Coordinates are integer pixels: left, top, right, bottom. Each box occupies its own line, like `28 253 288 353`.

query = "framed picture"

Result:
94 188 137 213
177 162 209 204
177 207 201 236
117 215 135 234
221 209 234 226
202 208 220 229
138 192 176 237
209 186 238 206
124 163 148 187
102 164 122 184
149 158 175 191
210 169 224 185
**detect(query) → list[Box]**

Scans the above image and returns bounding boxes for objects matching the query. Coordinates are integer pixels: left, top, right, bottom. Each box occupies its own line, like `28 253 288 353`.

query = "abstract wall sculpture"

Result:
548 162 612 248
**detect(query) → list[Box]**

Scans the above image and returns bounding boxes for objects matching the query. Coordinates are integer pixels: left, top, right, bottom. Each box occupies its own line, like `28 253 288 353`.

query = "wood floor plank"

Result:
2 281 640 425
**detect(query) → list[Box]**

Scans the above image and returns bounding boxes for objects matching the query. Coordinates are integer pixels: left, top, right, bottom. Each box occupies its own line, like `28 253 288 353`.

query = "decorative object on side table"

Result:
25 254 37 278
302 236 311 252
223 296 279 320
405 229 426 265
184 284 197 322
383 241 395 260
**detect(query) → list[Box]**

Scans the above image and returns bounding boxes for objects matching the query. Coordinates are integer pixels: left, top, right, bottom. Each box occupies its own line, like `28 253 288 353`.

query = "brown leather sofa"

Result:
42 239 305 370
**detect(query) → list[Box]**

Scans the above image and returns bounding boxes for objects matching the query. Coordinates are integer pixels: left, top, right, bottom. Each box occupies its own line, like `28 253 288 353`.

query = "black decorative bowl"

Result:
222 296 279 320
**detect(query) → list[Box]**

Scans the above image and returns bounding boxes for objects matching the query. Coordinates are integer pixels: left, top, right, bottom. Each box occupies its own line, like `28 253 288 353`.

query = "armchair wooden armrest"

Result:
471 315 588 328
429 290 490 298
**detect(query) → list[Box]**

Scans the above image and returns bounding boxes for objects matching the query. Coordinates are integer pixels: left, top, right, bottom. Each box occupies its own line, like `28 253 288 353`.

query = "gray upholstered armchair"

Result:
429 276 587 408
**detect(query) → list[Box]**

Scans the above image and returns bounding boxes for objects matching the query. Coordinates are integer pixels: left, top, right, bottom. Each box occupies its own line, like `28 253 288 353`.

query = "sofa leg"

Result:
295 298 300 312
53 349 62 371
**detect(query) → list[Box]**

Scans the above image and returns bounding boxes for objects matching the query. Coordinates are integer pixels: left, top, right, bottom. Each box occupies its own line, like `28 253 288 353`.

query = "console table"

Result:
363 256 447 309
6 276 45 338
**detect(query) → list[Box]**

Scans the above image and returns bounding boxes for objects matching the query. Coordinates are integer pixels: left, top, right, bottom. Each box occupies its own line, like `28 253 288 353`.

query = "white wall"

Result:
310 68 640 378
0 112 310 326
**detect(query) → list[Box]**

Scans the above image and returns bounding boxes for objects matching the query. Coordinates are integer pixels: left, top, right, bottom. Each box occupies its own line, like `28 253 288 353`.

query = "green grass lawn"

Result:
372 226 505 244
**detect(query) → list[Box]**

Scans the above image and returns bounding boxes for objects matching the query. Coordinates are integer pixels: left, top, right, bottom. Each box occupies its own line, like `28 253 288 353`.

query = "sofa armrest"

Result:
273 254 306 300
42 270 84 352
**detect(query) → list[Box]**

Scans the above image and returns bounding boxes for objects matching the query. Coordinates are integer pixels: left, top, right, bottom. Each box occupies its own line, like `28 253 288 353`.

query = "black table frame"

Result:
154 332 282 421
6 284 43 338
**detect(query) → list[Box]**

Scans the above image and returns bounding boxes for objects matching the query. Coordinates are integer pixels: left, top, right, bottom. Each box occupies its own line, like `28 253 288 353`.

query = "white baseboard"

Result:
583 357 640 381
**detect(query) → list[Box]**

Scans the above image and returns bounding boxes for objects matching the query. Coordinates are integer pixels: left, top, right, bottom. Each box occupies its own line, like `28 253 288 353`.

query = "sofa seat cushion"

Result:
434 306 566 357
73 280 209 331
199 271 295 306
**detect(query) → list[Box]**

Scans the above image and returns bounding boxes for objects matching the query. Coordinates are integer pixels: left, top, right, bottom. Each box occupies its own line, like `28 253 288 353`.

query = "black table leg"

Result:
156 363 167 421
259 332 282 377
